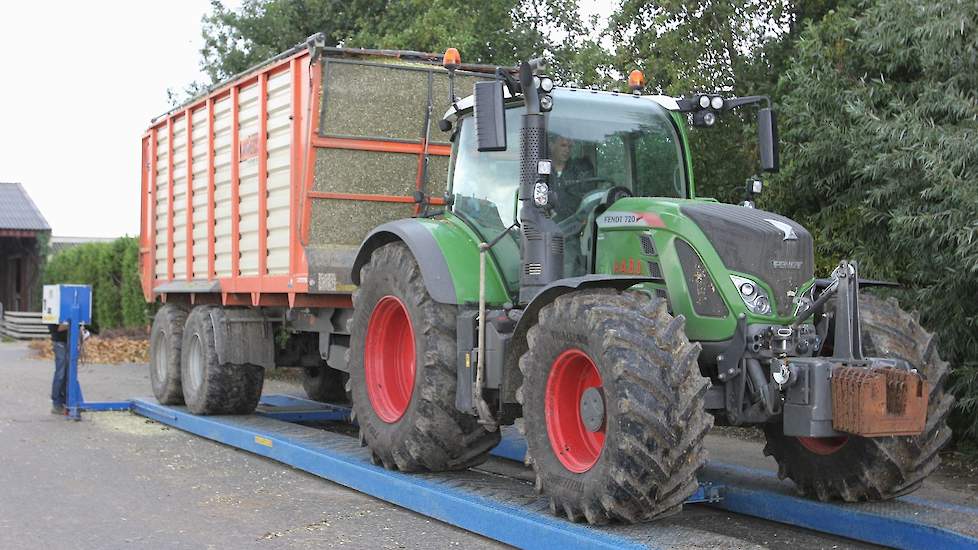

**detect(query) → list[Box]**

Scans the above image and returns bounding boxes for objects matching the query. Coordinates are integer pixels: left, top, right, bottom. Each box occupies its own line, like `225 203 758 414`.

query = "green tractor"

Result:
346 56 952 524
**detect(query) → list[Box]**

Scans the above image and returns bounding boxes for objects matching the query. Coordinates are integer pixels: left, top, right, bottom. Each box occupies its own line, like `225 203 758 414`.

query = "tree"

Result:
767 0 978 440
607 0 845 201
198 0 589 83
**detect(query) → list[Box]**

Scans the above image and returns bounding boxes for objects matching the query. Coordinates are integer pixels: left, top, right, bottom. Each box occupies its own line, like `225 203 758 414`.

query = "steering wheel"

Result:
557 185 631 236
601 185 633 208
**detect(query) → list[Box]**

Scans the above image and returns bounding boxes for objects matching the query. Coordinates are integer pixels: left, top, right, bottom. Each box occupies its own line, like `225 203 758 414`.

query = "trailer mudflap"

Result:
831 367 929 437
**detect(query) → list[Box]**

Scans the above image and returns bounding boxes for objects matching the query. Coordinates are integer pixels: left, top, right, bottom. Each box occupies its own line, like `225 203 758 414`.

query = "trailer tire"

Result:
348 242 500 472
763 294 953 501
302 366 349 403
180 306 265 415
149 304 188 405
517 289 712 524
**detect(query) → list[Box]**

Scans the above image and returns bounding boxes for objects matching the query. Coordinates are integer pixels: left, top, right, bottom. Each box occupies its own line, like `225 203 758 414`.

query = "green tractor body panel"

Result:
594 197 815 342
418 214 513 306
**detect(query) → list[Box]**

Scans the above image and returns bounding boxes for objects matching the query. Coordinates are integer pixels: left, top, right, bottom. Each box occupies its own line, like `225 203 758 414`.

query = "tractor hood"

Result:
679 202 814 317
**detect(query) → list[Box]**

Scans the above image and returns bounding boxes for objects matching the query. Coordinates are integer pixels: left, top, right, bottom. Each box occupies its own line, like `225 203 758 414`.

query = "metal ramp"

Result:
129 395 978 550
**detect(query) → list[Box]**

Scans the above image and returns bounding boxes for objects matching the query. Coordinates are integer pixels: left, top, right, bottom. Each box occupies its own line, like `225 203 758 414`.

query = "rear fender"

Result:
351 218 510 306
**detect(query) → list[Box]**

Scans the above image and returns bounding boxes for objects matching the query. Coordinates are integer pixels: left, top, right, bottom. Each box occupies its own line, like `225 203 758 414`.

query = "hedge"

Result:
43 237 148 330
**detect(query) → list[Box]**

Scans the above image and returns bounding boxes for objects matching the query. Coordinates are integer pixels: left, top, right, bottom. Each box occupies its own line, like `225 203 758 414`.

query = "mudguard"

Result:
351 218 511 306
513 275 661 339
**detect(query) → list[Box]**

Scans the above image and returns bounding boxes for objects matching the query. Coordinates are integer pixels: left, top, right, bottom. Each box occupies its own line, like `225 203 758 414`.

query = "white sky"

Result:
0 0 611 239
0 1 233 238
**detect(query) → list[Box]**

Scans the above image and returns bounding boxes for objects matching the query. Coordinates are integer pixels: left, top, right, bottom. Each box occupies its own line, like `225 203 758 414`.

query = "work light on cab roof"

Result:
628 69 645 92
442 47 461 69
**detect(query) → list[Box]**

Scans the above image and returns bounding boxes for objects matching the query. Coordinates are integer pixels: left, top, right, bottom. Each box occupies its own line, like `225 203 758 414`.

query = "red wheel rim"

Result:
364 296 416 423
797 436 848 455
544 348 605 473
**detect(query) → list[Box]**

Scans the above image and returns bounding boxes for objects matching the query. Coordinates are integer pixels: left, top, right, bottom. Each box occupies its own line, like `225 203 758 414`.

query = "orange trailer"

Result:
139 37 486 310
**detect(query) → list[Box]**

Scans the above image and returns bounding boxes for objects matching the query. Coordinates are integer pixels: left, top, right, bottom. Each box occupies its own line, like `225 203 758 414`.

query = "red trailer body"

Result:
139 42 477 310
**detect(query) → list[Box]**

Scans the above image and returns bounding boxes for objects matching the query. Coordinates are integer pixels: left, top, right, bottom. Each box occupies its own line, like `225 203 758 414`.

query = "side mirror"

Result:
758 107 779 173
474 80 507 152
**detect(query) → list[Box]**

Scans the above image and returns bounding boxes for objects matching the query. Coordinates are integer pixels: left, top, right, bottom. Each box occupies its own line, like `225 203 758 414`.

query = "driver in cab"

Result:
550 135 594 221
550 135 595 275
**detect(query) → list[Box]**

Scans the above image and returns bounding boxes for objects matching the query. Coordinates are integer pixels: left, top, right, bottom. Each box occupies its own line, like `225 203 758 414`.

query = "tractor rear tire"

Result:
149 304 188 405
180 306 265 415
517 289 712 524
302 366 349 403
347 242 500 471
763 294 953 501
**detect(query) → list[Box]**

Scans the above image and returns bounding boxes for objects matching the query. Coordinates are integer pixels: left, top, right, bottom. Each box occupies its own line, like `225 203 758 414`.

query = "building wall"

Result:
0 236 44 312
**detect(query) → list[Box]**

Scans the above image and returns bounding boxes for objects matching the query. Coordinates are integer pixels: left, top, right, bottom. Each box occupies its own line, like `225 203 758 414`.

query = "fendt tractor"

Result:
141 35 951 524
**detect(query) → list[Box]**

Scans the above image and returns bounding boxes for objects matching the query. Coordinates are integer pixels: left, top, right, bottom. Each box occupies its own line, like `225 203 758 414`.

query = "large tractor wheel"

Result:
763 294 953 501
180 306 265 415
302 365 349 403
149 304 188 405
347 242 500 471
517 289 712 524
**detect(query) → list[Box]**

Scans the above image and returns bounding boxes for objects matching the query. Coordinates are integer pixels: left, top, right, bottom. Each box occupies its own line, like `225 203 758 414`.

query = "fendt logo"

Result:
764 218 798 241
613 258 643 275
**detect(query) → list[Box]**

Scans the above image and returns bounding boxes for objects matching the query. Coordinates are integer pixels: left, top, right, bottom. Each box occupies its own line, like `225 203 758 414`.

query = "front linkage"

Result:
715 259 929 440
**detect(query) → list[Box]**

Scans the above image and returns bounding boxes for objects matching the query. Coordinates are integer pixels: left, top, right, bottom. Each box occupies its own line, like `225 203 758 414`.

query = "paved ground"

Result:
1 340 973 549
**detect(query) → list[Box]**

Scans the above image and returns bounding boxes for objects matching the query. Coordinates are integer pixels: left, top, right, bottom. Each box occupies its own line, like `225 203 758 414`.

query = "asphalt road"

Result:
1 340 971 549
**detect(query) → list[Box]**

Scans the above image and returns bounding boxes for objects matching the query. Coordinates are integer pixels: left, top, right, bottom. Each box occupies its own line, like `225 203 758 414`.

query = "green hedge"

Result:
43 237 148 330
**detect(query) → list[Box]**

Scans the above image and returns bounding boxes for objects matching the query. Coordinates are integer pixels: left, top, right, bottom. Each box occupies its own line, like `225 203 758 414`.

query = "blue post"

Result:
65 289 86 420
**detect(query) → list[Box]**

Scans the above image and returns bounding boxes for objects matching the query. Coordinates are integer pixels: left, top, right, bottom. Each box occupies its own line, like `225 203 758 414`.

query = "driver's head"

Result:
552 135 572 164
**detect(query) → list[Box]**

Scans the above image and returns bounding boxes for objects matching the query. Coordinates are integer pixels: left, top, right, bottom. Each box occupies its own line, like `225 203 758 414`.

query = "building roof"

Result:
50 235 116 255
0 182 51 232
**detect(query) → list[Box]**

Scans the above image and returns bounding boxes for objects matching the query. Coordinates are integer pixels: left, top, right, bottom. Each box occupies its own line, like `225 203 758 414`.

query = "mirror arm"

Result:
722 95 770 111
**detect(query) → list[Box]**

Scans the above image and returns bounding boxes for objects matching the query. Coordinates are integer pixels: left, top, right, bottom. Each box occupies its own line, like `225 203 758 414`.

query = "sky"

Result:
0 1 234 238
0 0 611 239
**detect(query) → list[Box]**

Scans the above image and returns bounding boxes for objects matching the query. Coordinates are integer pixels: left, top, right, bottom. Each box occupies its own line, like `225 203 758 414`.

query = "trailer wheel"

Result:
302 366 349 403
517 289 712 524
348 242 500 471
149 304 188 405
763 294 953 501
180 306 265 415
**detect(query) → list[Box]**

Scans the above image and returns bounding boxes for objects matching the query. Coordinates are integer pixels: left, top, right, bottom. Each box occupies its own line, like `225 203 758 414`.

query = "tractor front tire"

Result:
180 306 265 415
763 294 953 501
149 304 188 405
347 242 500 471
517 289 712 524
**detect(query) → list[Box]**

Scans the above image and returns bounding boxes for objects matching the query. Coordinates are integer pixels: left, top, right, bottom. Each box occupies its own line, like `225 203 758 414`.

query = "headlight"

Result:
710 96 724 110
698 95 711 109
533 181 549 207
539 94 554 111
731 275 771 315
539 77 554 92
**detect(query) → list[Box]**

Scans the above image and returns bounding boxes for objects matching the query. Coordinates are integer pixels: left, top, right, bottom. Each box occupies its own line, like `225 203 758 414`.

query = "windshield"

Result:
547 91 687 214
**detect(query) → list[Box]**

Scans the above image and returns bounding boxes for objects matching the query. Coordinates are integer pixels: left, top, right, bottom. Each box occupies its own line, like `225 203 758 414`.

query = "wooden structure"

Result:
0 182 50 313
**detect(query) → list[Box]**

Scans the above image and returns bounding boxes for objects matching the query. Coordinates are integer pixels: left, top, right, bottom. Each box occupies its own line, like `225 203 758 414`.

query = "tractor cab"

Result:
448 88 689 280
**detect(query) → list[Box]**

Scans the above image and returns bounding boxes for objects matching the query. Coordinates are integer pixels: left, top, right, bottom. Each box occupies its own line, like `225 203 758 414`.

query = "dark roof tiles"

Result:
0 182 51 231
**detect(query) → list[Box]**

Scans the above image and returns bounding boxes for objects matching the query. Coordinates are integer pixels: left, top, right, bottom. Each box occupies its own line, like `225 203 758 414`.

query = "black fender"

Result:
498 275 661 411
513 275 662 341
351 220 457 304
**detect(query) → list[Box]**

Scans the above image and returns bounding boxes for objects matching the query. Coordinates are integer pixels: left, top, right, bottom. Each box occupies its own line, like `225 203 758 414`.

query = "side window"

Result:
450 108 524 233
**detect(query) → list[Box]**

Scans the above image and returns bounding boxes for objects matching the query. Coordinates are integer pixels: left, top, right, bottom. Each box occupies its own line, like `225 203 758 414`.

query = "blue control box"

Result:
42 284 92 325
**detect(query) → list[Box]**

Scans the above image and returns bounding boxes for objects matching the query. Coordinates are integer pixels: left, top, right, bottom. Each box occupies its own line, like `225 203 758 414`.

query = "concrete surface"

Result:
3 340 949 549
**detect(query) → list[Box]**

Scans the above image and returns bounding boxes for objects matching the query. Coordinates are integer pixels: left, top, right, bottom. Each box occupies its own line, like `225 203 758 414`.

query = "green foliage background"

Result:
168 0 978 444
43 238 148 331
